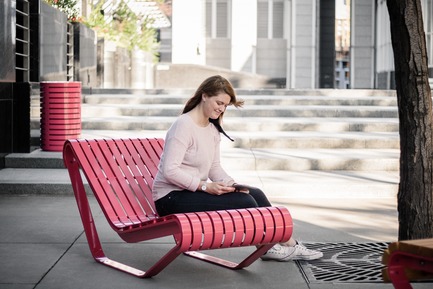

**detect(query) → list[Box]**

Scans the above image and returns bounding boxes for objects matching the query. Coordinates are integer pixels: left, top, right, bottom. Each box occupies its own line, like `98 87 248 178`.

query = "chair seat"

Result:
382 238 433 288
63 137 293 278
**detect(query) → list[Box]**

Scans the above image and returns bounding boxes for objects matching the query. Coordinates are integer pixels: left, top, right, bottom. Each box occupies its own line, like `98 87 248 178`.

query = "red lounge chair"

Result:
63 138 293 278
382 239 433 288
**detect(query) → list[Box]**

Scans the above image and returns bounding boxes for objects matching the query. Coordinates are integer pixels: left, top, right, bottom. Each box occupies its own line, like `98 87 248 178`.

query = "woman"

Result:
152 75 322 261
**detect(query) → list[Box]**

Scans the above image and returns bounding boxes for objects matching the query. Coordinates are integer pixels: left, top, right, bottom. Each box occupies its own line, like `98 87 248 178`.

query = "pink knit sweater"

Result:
152 114 234 201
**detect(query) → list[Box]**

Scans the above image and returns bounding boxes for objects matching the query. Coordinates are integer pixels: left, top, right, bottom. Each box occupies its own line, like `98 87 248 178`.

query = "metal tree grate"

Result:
296 242 390 283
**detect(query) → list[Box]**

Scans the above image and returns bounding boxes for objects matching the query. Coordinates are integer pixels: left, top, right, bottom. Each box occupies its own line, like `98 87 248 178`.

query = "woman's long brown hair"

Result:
182 75 244 141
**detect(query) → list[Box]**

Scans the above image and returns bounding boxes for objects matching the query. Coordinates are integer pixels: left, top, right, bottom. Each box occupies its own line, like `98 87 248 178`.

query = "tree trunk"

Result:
386 0 433 240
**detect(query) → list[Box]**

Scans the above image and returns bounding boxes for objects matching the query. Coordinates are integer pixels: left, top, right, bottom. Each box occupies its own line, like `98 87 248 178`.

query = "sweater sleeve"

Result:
159 119 202 192
208 129 235 185
154 114 236 200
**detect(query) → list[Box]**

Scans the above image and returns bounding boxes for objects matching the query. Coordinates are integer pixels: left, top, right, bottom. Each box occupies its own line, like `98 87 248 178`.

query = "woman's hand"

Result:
232 184 250 193
205 182 236 195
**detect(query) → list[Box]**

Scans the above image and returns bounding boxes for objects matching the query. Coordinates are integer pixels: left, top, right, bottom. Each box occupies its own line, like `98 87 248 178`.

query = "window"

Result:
424 0 433 66
257 0 284 39
272 1 284 38
206 0 230 38
257 1 268 38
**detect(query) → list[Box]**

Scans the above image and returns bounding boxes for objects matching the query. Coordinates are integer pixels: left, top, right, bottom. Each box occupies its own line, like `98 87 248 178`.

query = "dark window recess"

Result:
16 0 30 82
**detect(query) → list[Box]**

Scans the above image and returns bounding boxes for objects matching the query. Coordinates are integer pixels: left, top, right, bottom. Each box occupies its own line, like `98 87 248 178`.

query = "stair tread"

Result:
7 147 399 160
0 168 398 197
13 90 403 197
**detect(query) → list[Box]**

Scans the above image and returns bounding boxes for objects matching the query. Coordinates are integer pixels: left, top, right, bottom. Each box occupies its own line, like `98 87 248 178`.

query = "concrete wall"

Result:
351 0 375 89
154 63 274 89
319 0 336 88
257 39 287 79
0 0 16 82
101 41 131 89
73 22 97 88
289 0 317 88
206 38 231 69
40 2 68 81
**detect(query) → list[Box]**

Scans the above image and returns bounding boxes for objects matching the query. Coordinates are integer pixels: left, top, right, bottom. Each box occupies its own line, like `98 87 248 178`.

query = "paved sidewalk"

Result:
1 193 431 289
0 128 430 289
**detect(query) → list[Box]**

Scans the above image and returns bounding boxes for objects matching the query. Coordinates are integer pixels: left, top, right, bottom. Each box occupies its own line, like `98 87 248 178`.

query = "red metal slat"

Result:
106 139 153 222
277 207 293 243
195 213 214 250
227 210 245 247
137 138 163 178
206 211 224 249
83 140 134 227
43 82 81 89
95 139 142 226
41 123 81 130
42 130 82 137
41 112 81 117
238 210 255 246
43 97 81 103
122 139 158 217
42 104 81 110
258 208 276 244
42 89 81 93
185 213 205 251
131 139 160 186
69 140 124 228
249 209 265 244
43 89 81 95
126 139 158 187
172 214 194 252
216 210 235 247
147 138 164 175
266 207 285 243
40 117 81 123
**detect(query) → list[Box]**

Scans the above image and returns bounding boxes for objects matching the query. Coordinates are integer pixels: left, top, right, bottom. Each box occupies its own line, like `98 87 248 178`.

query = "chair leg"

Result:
66 156 105 260
387 252 433 289
97 257 146 277
96 245 184 278
65 151 184 278
184 244 274 269
388 265 413 289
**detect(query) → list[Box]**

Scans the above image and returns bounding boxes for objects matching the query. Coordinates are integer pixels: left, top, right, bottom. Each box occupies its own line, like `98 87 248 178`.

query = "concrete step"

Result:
29 129 399 149
81 93 398 106
81 87 398 97
78 103 399 118
5 150 65 168
9 89 401 197
0 167 398 198
230 170 399 199
0 168 82 195
5 147 399 171
31 116 399 132
228 131 399 149
222 148 399 171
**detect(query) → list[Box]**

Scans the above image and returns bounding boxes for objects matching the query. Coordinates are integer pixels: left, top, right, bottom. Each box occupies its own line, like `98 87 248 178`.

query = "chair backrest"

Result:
67 138 164 229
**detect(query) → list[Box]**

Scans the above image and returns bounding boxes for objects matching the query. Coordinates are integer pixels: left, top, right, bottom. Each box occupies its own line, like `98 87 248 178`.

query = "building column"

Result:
172 0 206 64
287 0 317 89
231 0 257 72
350 0 376 89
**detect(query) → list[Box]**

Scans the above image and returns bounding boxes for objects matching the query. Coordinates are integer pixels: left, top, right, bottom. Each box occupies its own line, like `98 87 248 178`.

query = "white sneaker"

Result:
261 243 323 262
290 243 323 260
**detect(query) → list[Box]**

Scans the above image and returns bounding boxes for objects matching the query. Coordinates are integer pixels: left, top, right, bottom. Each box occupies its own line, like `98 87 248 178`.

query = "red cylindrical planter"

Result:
40 81 82 151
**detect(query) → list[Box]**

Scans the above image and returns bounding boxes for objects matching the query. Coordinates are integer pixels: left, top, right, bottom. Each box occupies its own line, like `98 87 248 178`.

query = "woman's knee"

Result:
232 193 259 208
247 187 272 207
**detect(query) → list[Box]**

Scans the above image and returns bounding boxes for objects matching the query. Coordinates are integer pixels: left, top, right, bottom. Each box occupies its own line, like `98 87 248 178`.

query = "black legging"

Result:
155 186 272 216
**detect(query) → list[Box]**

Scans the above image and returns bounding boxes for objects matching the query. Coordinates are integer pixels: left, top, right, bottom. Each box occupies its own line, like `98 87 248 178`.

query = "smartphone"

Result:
233 184 249 193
